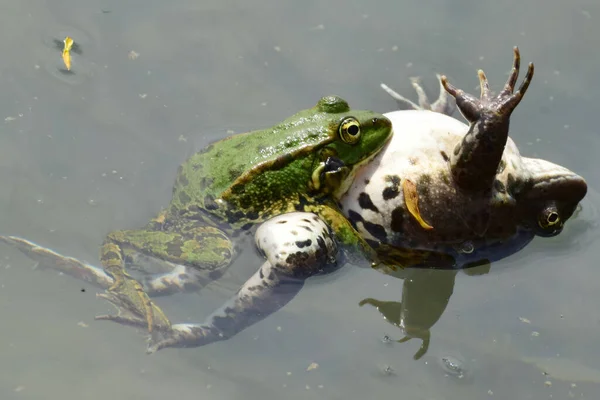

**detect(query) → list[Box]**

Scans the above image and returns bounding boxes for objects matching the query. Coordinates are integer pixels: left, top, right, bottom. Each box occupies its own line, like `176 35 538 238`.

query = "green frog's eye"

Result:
339 117 361 144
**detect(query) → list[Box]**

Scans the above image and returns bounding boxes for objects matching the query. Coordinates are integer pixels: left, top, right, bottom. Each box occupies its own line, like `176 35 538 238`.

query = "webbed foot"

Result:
442 46 534 192
381 74 456 115
440 46 533 126
96 276 172 333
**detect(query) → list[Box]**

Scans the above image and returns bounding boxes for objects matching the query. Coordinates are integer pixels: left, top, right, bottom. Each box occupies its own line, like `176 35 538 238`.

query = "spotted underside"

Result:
341 49 587 257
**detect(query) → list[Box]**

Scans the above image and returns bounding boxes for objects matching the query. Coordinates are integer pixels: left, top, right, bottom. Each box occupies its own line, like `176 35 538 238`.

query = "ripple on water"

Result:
436 351 474 382
39 25 99 86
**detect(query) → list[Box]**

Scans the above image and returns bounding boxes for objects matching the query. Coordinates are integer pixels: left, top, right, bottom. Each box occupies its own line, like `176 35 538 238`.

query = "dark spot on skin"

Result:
259 268 265 279
199 177 214 191
268 271 275 280
166 241 183 258
347 209 364 230
208 270 224 280
438 171 450 185
179 190 191 205
178 273 190 282
365 238 380 248
494 180 506 193
440 151 450 162
204 194 219 210
390 207 404 232
497 160 506 174
178 173 189 187
301 225 313 233
312 216 320 222
383 175 401 200
227 210 245 224
228 169 241 181
408 156 418 165
358 192 379 213
277 220 288 224
295 239 312 248
238 196 252 210
302 218 311 223
419 174 432 186
364 179 370 185
103 251 121 261
363 221 388 242
291 230 298 236
230 184 244 195
506 173 522 196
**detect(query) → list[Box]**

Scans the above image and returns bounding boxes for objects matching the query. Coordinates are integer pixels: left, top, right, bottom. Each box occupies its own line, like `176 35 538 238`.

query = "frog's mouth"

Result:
332 135 393 199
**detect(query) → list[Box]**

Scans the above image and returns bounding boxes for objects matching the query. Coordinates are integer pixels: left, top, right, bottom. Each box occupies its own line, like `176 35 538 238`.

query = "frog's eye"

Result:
339 117 361 144
536 205 563 237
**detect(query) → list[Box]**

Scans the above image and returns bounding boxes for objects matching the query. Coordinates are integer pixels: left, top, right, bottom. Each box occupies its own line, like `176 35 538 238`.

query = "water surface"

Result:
1 0 599 399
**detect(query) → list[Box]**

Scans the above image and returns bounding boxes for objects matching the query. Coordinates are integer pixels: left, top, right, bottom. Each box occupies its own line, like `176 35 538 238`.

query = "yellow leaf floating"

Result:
62 36 73 70
402 179 434 230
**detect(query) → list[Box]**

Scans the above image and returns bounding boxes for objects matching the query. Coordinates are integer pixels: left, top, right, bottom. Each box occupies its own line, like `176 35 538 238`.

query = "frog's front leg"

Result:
381 74 456 116
146 212 338 353
98 224 234 333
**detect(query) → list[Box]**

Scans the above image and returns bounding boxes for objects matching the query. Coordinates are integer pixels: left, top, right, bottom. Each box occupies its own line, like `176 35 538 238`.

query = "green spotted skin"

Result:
102 95 392 277
168 96 392 228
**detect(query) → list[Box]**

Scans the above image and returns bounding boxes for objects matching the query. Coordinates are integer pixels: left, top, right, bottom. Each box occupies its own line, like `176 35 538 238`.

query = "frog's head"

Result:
310 96 392 194
517 158 587 237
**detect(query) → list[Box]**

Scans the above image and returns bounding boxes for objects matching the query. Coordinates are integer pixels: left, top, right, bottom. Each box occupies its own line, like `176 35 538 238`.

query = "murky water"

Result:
0 0 599 399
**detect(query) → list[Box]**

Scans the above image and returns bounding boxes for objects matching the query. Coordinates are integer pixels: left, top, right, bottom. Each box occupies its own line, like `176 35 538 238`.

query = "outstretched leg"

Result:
107 212 339 353
381 74 456 116
0 235 114 288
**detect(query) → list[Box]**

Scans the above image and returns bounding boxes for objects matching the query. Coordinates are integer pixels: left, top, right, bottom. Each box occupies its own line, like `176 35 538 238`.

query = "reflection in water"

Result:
360 268 458 360
359 263 491 360
358 229 534 360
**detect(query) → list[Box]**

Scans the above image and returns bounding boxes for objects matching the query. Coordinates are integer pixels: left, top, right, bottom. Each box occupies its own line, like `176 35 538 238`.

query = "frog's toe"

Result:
381 81 423 110
381 75 455 116
96 289 171 332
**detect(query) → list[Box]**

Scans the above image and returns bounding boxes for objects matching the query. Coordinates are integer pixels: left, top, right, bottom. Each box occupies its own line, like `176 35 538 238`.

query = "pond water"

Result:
0 0 599 399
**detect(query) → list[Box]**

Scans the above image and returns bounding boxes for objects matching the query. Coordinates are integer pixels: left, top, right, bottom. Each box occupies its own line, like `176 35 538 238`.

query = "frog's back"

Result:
169 108 334 215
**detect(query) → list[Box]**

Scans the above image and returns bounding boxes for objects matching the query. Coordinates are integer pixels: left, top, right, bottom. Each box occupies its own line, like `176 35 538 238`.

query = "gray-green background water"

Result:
0 0 599 399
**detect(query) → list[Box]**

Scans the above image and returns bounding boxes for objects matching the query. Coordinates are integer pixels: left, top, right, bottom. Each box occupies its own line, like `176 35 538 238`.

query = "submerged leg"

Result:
98 224 234 332
142 212 338 353
381 74 456 116
0 235 114 288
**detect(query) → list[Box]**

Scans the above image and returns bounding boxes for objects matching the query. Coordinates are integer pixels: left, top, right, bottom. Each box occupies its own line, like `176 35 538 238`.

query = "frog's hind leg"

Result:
0 235 114 288
145 212 339 353
381 74 456 116
98 224 234 333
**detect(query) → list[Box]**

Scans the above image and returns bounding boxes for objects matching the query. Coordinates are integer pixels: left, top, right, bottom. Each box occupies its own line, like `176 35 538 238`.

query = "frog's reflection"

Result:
360 263 489 360
360 232 532 360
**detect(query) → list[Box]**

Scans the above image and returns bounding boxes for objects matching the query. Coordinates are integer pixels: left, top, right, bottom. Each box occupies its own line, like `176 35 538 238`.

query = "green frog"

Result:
2 95 398 348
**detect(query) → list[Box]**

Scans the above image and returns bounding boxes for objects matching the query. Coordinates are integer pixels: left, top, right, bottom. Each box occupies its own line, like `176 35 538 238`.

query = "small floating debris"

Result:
62 36 73 70
306 362 319 371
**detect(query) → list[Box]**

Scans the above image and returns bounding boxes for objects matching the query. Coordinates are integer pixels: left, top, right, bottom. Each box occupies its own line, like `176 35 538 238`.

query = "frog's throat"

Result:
332 134 393 200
